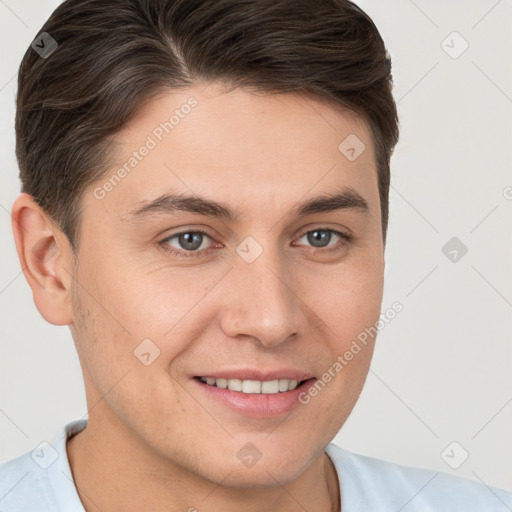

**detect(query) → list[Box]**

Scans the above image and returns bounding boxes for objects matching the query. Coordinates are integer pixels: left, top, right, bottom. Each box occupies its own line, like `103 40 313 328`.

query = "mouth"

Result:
195 376 307 394
192 374 316 418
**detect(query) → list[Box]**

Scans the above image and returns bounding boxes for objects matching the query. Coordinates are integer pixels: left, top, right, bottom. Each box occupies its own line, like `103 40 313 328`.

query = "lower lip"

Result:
192 377 317 418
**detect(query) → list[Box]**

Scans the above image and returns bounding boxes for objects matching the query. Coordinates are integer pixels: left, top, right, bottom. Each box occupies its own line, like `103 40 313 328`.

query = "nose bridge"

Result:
221 239 299 346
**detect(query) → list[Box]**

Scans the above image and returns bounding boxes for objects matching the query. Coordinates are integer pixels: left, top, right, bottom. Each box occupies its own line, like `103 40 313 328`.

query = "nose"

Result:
219 243 301 348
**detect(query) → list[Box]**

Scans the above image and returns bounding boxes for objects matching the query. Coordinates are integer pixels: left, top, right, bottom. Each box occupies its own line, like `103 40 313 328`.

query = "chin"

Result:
198 442 314 489
214 462 305 489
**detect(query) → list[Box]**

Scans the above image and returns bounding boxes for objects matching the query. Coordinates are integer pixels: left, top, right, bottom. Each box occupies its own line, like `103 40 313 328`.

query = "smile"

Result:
197 377 303 394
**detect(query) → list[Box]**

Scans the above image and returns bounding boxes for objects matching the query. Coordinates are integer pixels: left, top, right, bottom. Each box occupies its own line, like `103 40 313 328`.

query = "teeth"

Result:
278 379 290 392
243 380 261 393
199 377 301 394
216 378 228 389
227 379 242 391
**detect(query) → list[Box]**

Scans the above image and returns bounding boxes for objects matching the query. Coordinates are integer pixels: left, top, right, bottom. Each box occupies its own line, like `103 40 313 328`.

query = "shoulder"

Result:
0 419 87 511
325 443 512 512
0 449 57 511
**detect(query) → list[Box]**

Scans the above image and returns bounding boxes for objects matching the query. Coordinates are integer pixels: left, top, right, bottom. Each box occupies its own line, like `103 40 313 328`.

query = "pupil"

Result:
180 232 202 250
308 230 330 248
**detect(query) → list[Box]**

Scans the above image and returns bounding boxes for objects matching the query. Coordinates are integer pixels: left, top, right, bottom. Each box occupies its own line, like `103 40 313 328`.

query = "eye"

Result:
159 227 352 258
160 230 215 258
295 228 352 252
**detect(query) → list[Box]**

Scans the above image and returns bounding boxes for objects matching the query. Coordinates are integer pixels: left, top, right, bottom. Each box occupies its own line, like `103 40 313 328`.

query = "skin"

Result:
11 81 384 512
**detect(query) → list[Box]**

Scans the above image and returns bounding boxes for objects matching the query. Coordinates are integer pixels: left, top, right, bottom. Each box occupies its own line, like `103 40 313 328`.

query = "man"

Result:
1 0 511 510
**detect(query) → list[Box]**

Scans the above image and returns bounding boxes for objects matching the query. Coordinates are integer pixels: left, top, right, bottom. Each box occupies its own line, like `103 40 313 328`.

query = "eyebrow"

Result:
125 187 369 223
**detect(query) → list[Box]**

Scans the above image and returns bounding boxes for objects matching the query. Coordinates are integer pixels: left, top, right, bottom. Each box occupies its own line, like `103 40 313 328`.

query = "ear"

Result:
11 193 75 326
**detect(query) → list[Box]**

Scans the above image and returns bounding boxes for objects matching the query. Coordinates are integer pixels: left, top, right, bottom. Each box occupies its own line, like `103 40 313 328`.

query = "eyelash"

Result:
159 227 352 259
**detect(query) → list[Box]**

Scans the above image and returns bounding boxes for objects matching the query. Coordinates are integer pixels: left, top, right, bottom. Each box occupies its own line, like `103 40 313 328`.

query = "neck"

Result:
66 416 340 512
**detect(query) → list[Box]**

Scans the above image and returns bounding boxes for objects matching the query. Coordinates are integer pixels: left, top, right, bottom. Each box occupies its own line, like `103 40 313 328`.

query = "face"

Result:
69 82 384 487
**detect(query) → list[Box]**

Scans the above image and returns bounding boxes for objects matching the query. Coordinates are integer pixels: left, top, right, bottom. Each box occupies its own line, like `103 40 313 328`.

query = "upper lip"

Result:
194 369 315 381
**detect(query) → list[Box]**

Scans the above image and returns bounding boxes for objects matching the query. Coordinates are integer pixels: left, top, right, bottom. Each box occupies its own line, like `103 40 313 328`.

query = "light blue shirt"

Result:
1 419 511 511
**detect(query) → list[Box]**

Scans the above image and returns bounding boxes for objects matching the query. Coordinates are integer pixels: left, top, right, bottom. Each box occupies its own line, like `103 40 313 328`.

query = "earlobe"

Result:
11 193 74 326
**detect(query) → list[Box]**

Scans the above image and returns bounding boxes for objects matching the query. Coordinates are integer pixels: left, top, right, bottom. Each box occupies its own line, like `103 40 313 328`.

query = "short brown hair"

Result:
15 0 399 250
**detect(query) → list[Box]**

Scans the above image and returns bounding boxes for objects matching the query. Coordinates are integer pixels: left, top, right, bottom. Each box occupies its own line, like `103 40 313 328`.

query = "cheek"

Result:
303 253 384 340
299 252 383 402
70 268 186 426
71 256 225 392
70 269 130 384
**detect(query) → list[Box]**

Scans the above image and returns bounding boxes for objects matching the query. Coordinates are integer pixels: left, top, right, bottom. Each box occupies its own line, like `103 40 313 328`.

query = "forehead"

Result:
91 82 379 221
120 82 373 150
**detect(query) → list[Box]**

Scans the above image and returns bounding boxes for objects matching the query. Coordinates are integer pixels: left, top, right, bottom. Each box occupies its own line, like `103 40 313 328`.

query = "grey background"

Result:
1 0 511 493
